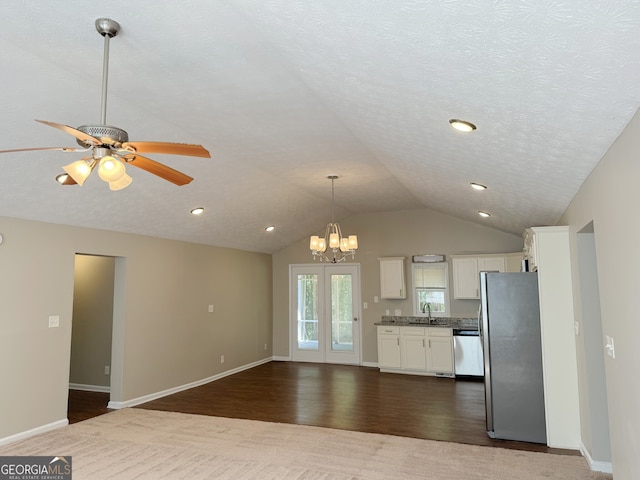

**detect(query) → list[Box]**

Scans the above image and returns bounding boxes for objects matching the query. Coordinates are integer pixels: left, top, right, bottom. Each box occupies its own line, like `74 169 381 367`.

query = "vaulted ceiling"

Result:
1 1 640 253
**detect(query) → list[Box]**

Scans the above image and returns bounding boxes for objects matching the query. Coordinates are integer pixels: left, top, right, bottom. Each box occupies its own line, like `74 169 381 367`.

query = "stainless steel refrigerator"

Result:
480 271 547 444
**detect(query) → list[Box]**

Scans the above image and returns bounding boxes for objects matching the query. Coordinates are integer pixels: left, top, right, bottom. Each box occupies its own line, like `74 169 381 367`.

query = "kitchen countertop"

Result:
375 316 478 330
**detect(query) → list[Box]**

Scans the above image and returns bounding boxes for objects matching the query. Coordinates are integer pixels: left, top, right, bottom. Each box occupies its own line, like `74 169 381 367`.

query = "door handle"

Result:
353 317 358 322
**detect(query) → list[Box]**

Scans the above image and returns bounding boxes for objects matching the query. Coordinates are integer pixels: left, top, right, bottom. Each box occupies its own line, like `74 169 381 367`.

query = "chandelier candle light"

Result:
309 175 358 263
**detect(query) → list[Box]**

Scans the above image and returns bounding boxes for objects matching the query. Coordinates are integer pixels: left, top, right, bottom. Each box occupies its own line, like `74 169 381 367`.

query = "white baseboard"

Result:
108 356 273 409
273 358 376 367
0 419 68 447
580 441 613 473
69 383 110 393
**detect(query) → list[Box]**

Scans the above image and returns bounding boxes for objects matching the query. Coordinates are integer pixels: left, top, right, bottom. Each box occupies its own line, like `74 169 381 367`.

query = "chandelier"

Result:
309 175 358 263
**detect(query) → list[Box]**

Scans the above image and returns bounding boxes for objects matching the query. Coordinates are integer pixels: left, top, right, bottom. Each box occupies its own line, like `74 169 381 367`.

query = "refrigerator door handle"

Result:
480 271 494 436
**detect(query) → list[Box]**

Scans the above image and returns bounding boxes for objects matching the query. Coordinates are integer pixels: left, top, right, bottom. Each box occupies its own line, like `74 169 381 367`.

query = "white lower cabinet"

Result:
377 326 454 377
401 328 428 370
377 326 401 369
426 329 455 373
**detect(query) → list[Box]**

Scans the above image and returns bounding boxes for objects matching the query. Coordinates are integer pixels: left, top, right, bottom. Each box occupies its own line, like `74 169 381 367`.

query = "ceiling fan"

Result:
0 18 210 190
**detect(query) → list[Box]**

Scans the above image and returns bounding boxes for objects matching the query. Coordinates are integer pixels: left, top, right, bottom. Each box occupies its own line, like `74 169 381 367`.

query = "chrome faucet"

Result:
426 303 432 323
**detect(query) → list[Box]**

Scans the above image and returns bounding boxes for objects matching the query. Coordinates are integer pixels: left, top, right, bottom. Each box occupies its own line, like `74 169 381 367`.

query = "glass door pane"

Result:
297 273 319 351
330 273 353 353
291 264 360 365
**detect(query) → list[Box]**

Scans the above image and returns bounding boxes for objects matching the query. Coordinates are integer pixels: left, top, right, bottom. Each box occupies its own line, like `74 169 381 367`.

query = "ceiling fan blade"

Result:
35 119 102 146
124 155 194 186
0 146 91 154
121 141 211 158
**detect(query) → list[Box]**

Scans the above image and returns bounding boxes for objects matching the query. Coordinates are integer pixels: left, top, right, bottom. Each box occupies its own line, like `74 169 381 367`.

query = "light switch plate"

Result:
48 315 60 328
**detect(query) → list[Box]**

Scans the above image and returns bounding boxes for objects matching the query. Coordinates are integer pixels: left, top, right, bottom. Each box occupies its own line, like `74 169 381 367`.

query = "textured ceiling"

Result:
1 1 640 253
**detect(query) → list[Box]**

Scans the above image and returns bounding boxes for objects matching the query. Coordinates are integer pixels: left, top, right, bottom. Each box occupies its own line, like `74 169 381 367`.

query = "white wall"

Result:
0 216 272 440
560 108 640 479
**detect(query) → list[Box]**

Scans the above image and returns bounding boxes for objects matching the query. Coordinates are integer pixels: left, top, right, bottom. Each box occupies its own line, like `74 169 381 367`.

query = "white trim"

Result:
69 383 110 393
580 441 613 473
107 357 272 409
0 419 68 447
272 356 291 361
361 361 378 368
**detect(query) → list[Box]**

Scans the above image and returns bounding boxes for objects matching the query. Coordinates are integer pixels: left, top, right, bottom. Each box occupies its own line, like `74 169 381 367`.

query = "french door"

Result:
290 264 361 364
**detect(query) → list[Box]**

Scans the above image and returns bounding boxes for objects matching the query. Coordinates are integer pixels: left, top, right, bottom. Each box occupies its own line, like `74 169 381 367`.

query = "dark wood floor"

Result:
69 361 577 455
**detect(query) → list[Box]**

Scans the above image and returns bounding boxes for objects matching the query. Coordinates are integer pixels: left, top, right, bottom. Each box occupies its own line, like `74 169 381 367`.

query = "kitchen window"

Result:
412 263 450 317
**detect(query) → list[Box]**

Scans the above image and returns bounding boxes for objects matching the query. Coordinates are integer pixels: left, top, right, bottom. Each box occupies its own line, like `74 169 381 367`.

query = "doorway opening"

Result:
67 254 126 423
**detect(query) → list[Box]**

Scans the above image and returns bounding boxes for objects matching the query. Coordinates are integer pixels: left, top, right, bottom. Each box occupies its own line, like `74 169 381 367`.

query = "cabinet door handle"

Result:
423 339 425 347
397 338 399 346
428 339 431 349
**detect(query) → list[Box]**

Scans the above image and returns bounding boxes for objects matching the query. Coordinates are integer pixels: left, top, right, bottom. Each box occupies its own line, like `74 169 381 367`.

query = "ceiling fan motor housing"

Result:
76 125 129 147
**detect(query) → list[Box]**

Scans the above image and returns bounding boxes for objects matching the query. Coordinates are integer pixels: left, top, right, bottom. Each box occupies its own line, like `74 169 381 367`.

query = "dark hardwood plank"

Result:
67 390 112 424
132 362 577 455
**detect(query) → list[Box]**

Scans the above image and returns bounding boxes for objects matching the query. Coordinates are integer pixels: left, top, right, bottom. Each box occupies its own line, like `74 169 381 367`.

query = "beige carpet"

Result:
0 409 611 480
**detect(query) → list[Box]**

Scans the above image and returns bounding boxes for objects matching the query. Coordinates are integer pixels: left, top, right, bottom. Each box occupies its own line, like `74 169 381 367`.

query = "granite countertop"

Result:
375 316 479 330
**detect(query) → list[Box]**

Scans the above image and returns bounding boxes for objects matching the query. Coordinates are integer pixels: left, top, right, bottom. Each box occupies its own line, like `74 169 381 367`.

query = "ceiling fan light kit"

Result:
0 18 211 190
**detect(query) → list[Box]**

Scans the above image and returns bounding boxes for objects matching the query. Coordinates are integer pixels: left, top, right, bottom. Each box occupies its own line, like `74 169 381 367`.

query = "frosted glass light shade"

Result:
310 236 320 250
329 232 340 249
317 238 327 252
109 173 132 191
348 235 358 250
98 156 126 182
62 160 93 186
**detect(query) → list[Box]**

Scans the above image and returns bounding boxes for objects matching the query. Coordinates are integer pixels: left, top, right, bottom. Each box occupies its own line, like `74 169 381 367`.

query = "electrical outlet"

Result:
264 343 267 351
48 316 60 328
394 309 401 316
208 304 214 313
374 296 379 303
363 302 368 309
104 366 110 375
220 355 225 364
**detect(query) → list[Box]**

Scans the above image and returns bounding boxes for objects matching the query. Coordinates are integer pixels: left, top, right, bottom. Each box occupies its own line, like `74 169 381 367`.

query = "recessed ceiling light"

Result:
190 207 205 215
55 173 70 184
265 225 276 232
478 211 491 218
470 182 487 190
449 119 477 132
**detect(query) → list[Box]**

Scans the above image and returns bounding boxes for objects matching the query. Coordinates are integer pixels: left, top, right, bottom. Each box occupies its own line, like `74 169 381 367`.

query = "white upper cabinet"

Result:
452 257 482 299
451 254 519 299
379 257 406 299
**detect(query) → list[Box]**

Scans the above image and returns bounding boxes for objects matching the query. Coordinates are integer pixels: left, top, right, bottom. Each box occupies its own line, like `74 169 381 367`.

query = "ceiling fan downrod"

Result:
76 18 129 147
95 18 120 126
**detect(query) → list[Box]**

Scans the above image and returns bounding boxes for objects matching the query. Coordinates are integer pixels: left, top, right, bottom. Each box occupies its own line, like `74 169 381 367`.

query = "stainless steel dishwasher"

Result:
453 329 484 377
